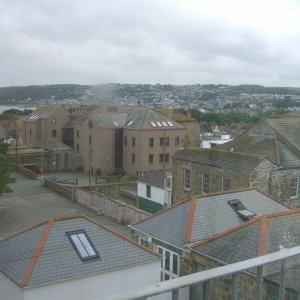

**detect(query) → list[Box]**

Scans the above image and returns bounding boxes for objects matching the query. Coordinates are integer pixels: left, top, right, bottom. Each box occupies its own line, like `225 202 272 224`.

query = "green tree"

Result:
0 142 14 194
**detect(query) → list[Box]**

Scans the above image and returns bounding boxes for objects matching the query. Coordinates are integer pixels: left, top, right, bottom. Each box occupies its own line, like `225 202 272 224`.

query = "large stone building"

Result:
78 106 186 177
22 106 69 145
172 115 300 206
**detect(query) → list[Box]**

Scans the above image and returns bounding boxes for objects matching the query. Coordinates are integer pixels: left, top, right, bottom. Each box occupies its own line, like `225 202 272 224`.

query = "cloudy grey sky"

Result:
1 0 300 87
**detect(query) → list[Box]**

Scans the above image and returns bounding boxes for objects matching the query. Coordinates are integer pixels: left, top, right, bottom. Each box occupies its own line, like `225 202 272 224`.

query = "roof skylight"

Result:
150 122 157 127
67 230 100 261
228 199 256 220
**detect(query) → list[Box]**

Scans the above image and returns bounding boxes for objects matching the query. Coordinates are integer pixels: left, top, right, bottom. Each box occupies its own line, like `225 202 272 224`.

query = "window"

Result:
149 138 154 147
160 137 164 146
139 236 149 247
202 173 209 193
165 137 169 146
149 154 153 164
52 117 56 124
175 136 180 147
124 136 127 145
88 120 93 129
132 153 135 163
228 199 256 220
29 129 32 136
146 184 151 198
76 130 79 138
52 129 56 138
165 176 172 190
183 168 191 190
89 135 92 145
67 230 99 261
159 154 164 163
76 144 79 152
222 177 230 191
165 153 170 162
157 246 180 281
291 177 299 198
132 137 135 147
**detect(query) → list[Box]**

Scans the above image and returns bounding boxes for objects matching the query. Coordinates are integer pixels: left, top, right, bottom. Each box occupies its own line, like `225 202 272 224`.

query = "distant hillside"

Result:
1 83 300 105
0 84 89 104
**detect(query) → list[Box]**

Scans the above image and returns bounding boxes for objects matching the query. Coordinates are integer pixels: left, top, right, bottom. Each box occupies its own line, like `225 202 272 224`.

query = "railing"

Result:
100 245 300 300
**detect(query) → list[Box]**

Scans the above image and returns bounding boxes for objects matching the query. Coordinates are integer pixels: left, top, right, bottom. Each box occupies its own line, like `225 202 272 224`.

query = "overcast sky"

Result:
1 0 300 87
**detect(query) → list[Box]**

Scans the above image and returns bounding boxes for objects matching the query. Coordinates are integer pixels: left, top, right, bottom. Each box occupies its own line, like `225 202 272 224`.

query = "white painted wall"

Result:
137 182 165 205
0 273 24 300
1 261 161 300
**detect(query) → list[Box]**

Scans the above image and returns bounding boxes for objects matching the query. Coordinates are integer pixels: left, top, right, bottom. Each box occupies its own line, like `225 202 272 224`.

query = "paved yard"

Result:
0 173 131 239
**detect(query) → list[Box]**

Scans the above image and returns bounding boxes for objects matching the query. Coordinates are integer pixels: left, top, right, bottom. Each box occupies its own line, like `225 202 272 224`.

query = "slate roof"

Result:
172 148 270 173
91 106 185 130
218 116 300 167
191 209 300 292
0 215 160 288
32 138 72 151
25 106 66 122
138 171 166 189
132 189 289 249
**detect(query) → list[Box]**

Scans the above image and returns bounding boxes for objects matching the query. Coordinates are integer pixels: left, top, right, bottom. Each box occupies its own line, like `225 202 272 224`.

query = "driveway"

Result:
0 173 131 239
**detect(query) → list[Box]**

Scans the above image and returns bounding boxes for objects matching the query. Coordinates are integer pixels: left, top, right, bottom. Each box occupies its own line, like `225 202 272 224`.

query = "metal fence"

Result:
99 245 300 300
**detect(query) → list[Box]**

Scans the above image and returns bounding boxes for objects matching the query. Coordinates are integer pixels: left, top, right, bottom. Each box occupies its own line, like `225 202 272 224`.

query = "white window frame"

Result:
156 246 180 281
165 176 172 190
291 177 299 198
139 236 150 247
183 168 191 191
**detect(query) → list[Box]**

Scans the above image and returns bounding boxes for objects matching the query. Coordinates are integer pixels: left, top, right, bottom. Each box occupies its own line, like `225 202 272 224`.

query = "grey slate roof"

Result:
172 148 268 173
138 171 166 189
0 216 160 288
26 106 66 122
132 189 289 249
91 106 185 130
192 209 300 292
218 116 300 167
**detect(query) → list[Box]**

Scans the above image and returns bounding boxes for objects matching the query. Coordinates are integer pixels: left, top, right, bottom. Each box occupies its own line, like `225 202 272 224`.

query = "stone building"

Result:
78 106 186 177
130 189 289 298
184 209 300 299
172 115 300 206
22 106 69 145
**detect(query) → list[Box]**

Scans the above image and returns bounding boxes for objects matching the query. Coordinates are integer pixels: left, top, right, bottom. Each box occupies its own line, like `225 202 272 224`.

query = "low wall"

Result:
17 165 37 180
74 188 150 224
44 179 72 199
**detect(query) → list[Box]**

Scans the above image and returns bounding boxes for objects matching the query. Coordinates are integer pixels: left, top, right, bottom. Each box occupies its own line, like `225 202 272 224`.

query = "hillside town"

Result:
0 100 300 299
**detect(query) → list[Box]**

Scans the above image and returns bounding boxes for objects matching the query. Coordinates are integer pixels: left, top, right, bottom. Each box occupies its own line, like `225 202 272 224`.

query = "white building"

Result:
0 215 161 300
137 171 172 213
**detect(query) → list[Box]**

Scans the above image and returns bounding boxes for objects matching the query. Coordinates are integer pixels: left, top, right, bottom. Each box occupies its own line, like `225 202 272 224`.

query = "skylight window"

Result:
127 120 134 126
228 199 256 220
167 121 174 127
113 121 119 126
67 230 100 261
162 121 168 127
150 122 157 127
156 122 163 127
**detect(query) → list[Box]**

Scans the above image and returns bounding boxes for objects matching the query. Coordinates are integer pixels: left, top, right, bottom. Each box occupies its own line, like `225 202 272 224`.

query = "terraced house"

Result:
172 114 300 206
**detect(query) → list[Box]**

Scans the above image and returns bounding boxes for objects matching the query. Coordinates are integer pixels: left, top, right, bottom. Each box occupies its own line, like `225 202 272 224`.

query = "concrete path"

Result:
0 173 131 239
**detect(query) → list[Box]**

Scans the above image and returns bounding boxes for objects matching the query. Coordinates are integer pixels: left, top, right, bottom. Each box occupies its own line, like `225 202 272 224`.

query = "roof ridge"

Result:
20 218 54 287
185 196 197 243
257 216 268 276
191 217 259 249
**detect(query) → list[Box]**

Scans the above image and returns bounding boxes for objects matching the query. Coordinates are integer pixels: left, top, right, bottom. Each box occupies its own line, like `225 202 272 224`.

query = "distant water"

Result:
0 105 36 114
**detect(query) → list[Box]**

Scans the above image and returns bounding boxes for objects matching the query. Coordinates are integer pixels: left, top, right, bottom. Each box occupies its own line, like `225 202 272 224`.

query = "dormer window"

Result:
67 230 100 261
228 199 256 220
